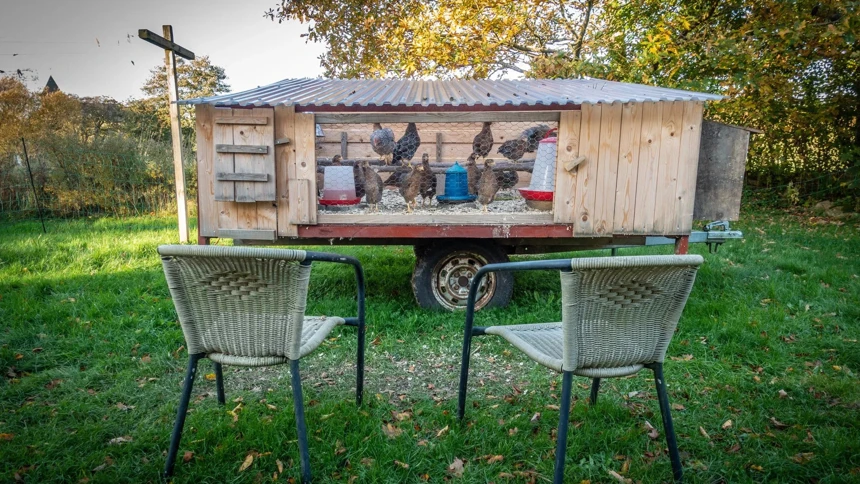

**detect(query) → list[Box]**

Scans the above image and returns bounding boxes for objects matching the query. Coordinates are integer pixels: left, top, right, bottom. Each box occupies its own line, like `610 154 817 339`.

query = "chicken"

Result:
497 137 528 161
521 125 553 152
477 159 500 212
399 164 423 213
370 123 396 164
392 122 421 166
464 153 480 195
331 154 342 166
361 159 383 212
472 122 493 159
419 153 436 207
495 169 519 190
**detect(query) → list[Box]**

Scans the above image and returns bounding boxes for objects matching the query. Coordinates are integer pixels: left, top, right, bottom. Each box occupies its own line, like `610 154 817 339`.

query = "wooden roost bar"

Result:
186 79 723 245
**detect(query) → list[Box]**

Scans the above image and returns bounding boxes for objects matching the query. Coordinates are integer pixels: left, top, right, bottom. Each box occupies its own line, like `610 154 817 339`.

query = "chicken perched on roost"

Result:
464 153 480 195
385 123 421 187
419 153 436 207
399 164 423 213
477 159 500 212
472 122 494 160
497 138 528 162
521 125 553 152
361 159 383 212
370 123 396 164
392 122 421 165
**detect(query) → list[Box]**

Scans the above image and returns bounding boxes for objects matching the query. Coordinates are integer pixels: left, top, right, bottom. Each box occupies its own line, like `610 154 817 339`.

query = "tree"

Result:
266 0 600 79
130 55 230 142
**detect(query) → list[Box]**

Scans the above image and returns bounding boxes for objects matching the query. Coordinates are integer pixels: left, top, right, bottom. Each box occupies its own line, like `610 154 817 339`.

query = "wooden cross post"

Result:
138 26 195 243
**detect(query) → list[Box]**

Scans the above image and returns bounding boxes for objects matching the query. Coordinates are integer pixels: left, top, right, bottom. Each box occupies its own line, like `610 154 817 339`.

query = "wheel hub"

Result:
432 254 495 310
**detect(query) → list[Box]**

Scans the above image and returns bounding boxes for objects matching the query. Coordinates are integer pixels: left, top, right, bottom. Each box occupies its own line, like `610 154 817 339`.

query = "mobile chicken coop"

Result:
185 78 747 310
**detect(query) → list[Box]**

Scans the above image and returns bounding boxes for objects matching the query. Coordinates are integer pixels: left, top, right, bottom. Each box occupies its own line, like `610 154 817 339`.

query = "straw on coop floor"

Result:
318 188 545 215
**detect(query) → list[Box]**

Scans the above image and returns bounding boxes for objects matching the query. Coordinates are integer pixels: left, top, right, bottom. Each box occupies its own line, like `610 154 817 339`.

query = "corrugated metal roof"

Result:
181 78 722 109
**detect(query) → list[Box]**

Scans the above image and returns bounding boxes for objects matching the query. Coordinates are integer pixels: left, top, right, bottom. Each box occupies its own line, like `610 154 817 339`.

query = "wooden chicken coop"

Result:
185 79 746 310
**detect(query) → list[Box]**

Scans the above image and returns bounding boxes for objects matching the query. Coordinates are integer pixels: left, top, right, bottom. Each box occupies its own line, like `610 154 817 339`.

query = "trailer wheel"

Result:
412 242 513 311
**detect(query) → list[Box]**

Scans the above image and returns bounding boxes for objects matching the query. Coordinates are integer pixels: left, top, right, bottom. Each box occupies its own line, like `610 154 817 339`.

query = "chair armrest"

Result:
464 259 573 335
305 252 366 331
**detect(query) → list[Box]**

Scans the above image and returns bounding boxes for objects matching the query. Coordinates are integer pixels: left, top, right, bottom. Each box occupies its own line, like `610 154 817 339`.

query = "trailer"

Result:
183 79 749 310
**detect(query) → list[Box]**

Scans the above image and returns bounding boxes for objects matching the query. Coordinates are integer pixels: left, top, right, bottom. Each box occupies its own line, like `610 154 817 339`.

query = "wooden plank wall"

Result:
552 100 703 236
195 106 278 240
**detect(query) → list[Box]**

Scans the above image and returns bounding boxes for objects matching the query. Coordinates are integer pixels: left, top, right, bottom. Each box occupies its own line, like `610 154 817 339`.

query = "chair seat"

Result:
208 316 345 366
484 322 644 377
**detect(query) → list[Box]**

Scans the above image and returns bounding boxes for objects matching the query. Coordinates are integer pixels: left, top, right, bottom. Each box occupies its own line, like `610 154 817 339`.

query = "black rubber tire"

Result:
412 241 513 311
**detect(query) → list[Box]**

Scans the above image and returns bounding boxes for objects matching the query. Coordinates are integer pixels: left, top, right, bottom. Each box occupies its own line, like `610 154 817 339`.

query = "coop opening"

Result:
313 118 560 218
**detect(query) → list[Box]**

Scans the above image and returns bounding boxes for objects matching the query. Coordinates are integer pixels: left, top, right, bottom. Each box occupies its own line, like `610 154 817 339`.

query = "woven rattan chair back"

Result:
560 255 701 374
159 246 311 362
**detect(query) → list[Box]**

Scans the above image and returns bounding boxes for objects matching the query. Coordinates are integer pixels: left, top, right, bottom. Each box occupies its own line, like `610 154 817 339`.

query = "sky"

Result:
0 0 326 101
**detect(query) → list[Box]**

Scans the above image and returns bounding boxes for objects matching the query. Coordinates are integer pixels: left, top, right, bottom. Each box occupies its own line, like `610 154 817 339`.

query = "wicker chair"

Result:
457 255 703 484
157 245 366 483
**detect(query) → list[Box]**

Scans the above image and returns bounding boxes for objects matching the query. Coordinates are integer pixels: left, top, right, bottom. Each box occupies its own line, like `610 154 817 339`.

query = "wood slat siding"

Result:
652 101 684 234
289 113 317 224
216 173 268 182
195 104 217 237
632 102 664 233
315 112 561 124
613 102 643 233
251 107 276 204
215 144 269 154
274 105 299 236
552 110 582 224
213 107 235 202
674 102 704 232
574 104 602 235
215 116 268 125
593 102 623 235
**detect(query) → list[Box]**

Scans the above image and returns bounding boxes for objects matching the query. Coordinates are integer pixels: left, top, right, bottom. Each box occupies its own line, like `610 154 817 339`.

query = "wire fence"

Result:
0 136 196 223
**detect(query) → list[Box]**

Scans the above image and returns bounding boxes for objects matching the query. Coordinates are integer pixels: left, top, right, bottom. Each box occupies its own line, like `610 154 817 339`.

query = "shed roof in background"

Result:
181 78 722 111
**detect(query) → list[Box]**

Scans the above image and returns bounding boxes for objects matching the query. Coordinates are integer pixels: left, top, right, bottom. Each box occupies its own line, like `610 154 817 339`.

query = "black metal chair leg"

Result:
356 323 365 406
213 361 225 405
457 330 474 420
648 362 683 483
164 353 204 478
290 359 312 484
589 377 601 405
553 371 574 484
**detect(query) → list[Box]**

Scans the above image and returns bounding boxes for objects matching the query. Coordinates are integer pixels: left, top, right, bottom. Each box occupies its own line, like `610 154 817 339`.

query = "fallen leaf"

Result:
750 464 764 472
791 452 814 464
722 419 733 430
436 425 449 438
447 457 465 478
116 402 134 411
393 460 409 469
382 423 403 439
498 472 515 479
671 403 686 411
360 458 375 466
14 354 23 360
371 336 382 346
0 433 14 441
644 421 659 440
140 354 151 364
108 435 133 445
238 453 254 472
727 443 741 453
778 389 788 399
608 469 632 483
769 417 789 430
486 455 503 464
266 404 277 411
394 410 413 421
45 379 62 390
699 426 711 440
204 373 216 381
335 440 347 456
545 404 560 411
32 347 43 353
183 451 194 463
530 412 541 422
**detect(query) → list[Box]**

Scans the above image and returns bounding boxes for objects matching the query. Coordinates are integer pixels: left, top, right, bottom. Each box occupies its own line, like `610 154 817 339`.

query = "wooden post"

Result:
341 131 348 159
436 133 443 162
162 25 189 243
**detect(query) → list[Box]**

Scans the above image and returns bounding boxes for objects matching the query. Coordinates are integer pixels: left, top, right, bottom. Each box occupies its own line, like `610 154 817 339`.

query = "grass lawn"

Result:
1 209 858 483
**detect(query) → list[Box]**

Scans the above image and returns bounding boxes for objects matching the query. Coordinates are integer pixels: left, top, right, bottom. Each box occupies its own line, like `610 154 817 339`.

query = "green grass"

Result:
1 210 858 483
